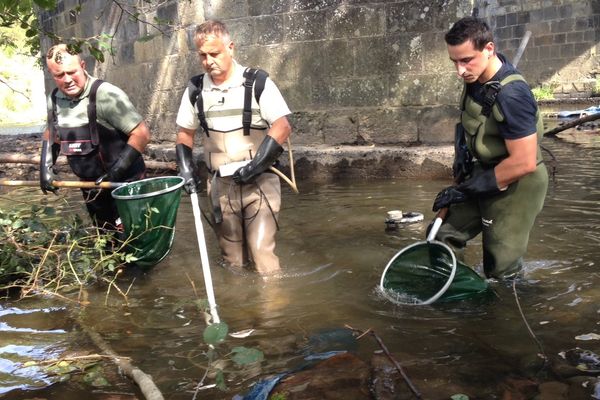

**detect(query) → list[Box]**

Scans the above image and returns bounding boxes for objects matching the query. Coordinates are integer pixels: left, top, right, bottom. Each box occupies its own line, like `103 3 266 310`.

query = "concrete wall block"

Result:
417 105 459 144
551 18 574 33
249 0 290 16
328 4 385 39
422 32 454 72
386 33 426 74
575 17 591 31
567 31 584 43
353 37 392 77
321 111 361 144
517 11 530 24
321 40 355 77
284 10 328 42
558 4 573 19
279 77 312 110
311 77 387 108
389 73 458 107
204 0 248 20
387 2 435 34
288 111 327 145
358 108 418 144
495 14 507 27
178 1 203 26
290 0 341 12
156 1 180 24
228 18 255 46
255 15 284 45
543 6 558 21
560 43 574 58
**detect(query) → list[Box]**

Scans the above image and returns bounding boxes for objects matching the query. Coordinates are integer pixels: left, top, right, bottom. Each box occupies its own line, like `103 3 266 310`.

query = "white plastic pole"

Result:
190 193 220 323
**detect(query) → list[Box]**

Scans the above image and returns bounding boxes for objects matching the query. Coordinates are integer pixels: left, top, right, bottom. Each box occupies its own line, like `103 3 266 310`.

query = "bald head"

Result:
46 44 88 98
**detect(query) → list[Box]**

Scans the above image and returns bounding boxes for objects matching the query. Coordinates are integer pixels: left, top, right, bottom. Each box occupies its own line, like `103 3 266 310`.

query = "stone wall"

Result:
39 0 600 149
475 0 600 99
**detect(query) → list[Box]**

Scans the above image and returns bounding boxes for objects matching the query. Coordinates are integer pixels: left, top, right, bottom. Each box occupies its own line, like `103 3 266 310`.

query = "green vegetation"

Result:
0 0 180 62
0 203 137 299
531 84 556 101
592 76 600 97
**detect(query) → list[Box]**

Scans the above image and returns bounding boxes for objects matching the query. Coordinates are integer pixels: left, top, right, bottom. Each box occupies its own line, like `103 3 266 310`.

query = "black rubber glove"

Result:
40 139 58 194
95 144 142 184
176 143 199 194
432 186 467 211
233 135 283 184
457 168 500 197
432 168 500 211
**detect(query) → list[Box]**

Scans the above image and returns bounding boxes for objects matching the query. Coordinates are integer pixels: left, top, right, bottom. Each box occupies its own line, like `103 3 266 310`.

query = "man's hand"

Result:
95 144 142 185
40 140 58 194
432 168 500 211
432 186 467 211
457 168 500 196
232 135 283 184
176 143 200 194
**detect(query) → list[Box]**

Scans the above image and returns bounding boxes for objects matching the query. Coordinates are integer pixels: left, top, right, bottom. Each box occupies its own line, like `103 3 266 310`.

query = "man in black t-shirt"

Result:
431 17 548 279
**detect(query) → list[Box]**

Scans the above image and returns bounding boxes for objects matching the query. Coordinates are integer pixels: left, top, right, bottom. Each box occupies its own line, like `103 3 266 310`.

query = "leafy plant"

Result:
531 84 556 101
0 203 137 299
0 0 181 62
183 301 265 395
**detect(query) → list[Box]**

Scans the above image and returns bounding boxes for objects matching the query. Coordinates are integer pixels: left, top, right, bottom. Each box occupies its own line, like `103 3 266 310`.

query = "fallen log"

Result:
0 179 124 189
0 153 176 171
544 112 600 137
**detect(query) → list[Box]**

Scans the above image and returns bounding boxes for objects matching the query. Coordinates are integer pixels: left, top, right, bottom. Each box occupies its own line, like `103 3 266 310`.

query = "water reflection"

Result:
1 135 599 398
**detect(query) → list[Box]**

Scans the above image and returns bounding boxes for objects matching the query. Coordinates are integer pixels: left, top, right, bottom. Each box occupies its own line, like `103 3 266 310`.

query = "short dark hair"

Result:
195 20 230 43
444 17 494 51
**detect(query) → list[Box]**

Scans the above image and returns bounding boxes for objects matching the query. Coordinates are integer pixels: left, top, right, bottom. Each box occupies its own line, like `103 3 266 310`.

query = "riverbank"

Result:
0 132 454 183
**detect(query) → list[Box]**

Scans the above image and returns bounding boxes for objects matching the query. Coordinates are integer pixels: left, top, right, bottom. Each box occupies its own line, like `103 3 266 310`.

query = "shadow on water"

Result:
1 131 600 398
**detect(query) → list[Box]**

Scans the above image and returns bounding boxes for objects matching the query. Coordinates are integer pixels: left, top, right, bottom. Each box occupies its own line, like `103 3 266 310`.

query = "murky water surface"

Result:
1 133 599 399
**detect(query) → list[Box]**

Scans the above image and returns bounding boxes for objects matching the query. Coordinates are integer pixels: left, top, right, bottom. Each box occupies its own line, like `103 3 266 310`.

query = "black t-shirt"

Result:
465 53 538 140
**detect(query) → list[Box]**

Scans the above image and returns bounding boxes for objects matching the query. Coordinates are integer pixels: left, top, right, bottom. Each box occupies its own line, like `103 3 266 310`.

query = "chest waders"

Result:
436 74 549 279
49 80 145 228
187 69 282 274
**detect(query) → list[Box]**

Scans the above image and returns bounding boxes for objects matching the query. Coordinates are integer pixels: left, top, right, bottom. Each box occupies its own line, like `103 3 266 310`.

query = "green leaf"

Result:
33 0 57 9
88 46 104 63
451 395 470 400
203 322 229 345
215 369 227 390
230 346 264 366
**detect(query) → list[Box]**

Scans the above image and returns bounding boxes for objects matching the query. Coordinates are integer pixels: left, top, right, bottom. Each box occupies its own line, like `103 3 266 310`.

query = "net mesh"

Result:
381 241 489 304
112 176 184 268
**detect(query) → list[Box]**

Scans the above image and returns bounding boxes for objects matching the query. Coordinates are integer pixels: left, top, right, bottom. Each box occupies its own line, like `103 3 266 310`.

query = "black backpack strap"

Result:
242 68 269 136
87 79 104 146
188 74 209 137
481 81 502 118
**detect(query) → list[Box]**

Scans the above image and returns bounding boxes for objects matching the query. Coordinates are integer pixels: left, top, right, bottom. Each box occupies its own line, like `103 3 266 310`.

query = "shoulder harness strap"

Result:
242 67 269 136
87 79 104 146
482 73 527 118
188 74 210 137
481 80 502 118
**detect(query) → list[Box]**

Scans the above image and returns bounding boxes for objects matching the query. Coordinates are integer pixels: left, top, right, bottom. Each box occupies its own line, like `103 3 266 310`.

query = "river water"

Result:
1 132 599 399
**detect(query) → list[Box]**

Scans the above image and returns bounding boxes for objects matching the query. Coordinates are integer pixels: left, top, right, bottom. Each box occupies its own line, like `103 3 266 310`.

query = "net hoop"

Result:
111 176 184 200
379 239 458 305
